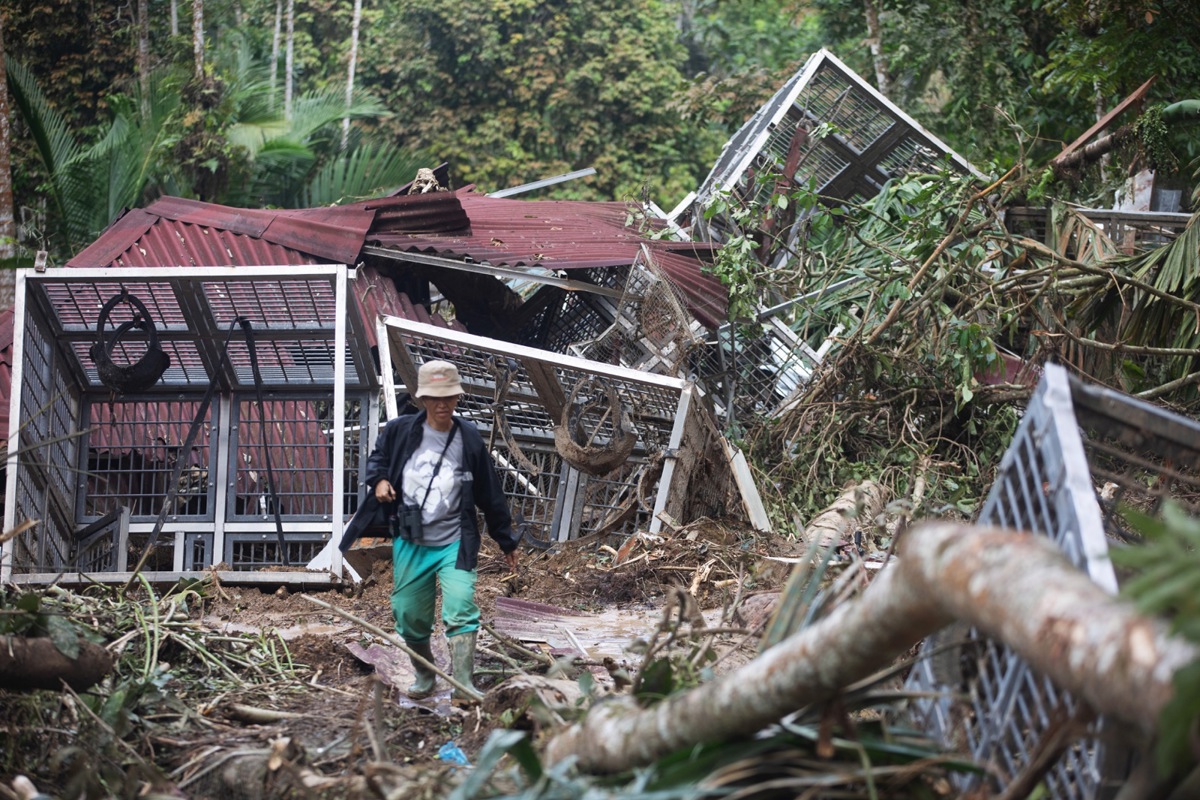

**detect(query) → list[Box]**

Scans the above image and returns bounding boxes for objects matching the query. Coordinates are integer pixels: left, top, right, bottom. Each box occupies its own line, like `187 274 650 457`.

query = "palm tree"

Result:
7 50 426 258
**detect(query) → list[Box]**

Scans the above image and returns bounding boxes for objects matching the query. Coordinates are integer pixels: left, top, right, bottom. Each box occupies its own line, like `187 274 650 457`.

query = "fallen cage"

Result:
375 317 733 548
2 265 378 585
905 363 1200 798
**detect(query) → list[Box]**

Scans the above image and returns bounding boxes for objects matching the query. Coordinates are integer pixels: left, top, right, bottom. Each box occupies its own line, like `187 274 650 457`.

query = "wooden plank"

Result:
1053 76 1156 165
521 358 567 421
726 441 772 533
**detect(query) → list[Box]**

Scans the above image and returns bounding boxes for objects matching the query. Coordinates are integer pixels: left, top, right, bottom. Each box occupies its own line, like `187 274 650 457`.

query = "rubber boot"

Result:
448 631 479 703
406 639 437 699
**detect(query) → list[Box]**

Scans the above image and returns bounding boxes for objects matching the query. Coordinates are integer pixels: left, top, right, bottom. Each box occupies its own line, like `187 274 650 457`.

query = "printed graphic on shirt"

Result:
401 425 464 546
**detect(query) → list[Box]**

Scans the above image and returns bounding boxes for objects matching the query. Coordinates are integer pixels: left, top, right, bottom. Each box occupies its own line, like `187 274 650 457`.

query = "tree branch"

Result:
545 522 1197 773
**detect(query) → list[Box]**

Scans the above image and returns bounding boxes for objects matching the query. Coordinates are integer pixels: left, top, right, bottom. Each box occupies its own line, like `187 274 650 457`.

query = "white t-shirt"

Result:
400 423 464 547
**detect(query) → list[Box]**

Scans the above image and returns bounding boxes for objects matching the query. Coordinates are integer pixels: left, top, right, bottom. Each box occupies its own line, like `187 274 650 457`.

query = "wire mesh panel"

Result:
75 509 130 573
28 267 374 392
580 460 654 537
43 280 190 333
80 399 216 521
229 395 369 520
489 439 562 546
381 317 690 543
904 364 1151 798
570 254 702 377
538 287 619 356
202 279 337 330
10 310 79 574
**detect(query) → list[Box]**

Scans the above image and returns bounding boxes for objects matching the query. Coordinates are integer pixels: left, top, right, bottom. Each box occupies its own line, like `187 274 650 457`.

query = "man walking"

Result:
345 359 520 701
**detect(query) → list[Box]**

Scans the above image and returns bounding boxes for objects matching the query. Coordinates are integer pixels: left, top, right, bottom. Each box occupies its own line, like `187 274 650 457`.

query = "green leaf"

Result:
577 669 595 700
636 658 675 704
16 593 40 613
45 615 81 660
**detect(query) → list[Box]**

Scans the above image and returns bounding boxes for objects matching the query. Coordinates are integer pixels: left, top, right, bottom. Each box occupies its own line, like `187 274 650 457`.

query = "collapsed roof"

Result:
67 188 728 331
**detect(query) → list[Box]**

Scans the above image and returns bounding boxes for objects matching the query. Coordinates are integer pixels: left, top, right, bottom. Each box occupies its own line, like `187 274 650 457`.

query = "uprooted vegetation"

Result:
6 162 1200 798
0 524 836 798
717 165 1200 529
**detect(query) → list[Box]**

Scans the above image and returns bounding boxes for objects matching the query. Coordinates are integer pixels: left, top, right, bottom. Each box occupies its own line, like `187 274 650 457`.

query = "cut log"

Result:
0 635 114 691
545 521 1199 773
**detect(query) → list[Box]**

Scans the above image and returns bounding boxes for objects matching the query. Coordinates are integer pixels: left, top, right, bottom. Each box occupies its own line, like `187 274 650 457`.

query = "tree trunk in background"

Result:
138 0 150 121
270 0 282 110
864 0 890 96
545 522 1198 773
284 0 295 121
0 15 16 308
341 0 363 150
171 0 178 36
192 0 204 80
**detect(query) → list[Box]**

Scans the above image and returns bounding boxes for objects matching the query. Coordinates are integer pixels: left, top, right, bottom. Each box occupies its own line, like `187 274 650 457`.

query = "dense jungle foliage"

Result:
2 0 1199 261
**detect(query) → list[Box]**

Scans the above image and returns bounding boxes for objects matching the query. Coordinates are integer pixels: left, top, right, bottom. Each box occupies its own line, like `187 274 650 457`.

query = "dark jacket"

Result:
338 411 518 570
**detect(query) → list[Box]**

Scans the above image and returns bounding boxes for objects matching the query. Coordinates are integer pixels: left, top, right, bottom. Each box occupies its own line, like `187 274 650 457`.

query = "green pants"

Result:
391 538 479 643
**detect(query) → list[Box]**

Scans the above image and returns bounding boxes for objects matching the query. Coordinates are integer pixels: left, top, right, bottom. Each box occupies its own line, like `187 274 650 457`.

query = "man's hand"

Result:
504 549 519 573
374 479 396 503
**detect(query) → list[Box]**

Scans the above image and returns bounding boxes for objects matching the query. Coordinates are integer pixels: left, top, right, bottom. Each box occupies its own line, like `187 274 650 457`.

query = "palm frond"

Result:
300 142 426 207
5 56 86 247
286 88 388 144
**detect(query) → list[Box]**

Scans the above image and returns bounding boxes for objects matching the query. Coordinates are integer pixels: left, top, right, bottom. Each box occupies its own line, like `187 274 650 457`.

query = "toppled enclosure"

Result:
375 318 728 546
907 364 1200 797
672 49 984 421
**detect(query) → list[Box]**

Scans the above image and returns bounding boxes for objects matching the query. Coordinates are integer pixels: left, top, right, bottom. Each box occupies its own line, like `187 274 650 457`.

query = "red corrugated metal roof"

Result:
367 189 727 328
67 190 726 328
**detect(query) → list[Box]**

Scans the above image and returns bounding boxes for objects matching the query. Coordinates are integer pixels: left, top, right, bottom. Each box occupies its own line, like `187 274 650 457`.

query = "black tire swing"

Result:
89 290 171 393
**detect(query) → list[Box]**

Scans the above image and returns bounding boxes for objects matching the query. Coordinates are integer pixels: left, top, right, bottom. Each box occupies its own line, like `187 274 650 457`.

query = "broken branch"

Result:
545 521 1198 773
301 595 483 702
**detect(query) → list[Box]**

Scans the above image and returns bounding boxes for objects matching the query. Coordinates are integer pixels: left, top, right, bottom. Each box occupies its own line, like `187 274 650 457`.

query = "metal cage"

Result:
377 317 695 546
2 265 379 585
903 363 1200 797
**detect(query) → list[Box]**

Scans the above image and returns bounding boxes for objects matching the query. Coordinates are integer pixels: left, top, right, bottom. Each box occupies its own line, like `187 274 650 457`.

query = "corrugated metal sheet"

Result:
69 199 358 268
369 189 727 328
352 264 467 350
66 189 726 327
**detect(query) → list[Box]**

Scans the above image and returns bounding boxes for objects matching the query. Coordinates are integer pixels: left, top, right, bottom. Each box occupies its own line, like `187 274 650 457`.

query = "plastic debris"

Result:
437 741 470 767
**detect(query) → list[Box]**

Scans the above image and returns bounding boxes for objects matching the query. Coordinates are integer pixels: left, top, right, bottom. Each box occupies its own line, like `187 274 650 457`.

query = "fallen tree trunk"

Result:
802 480 887 548
545 521 1199 773
761 480 889 648
0 635 114 691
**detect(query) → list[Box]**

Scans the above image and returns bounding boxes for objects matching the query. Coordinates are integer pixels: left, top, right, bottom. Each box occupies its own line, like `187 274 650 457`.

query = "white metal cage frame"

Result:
377 317 693 545
902 364 1187 797
693 48 981 231
3 265 379 585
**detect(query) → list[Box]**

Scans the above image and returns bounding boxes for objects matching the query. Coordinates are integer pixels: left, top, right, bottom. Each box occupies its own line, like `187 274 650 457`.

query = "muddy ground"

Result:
120 518 806 798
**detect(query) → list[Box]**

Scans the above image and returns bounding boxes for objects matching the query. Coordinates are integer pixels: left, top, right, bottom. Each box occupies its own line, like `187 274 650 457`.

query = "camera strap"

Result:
418 420 459 511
